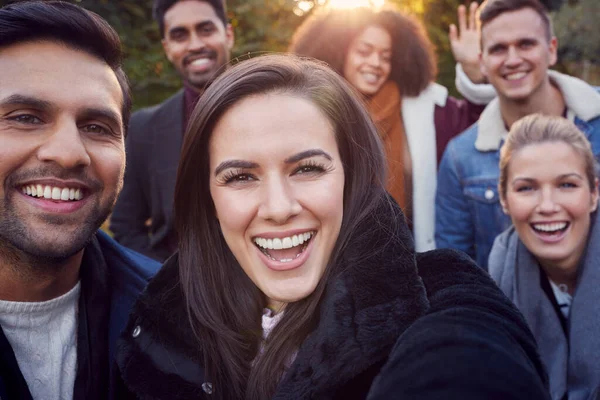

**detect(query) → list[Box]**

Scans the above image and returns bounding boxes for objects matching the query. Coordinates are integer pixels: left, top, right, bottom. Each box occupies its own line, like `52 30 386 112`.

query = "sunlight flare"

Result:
327 0 385 9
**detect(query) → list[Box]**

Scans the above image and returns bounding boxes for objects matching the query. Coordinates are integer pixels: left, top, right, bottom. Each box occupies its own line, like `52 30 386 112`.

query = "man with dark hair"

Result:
0 2 159 399
110 0 234 260
436 0 600 269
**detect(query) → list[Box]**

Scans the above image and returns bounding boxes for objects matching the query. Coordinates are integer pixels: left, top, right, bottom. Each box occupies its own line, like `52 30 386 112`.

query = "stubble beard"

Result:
0 186 117 275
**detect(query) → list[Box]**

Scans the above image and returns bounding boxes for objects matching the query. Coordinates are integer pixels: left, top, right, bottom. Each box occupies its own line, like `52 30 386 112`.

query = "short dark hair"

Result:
480 0 553 42
153 0 227 38
0 0 132 133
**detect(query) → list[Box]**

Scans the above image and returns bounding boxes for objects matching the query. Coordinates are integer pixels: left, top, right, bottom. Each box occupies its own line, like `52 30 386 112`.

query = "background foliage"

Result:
2 0 597 109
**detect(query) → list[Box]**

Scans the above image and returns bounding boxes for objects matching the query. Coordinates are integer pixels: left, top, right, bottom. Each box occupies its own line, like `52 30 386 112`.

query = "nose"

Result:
366 52 382 68
37 119 91 169
505 46 523 67
188 32 206 51
257 176 302 224
537 187 560 214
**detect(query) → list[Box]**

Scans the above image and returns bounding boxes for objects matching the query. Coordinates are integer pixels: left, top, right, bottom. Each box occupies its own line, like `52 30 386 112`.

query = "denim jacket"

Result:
435 71 600 269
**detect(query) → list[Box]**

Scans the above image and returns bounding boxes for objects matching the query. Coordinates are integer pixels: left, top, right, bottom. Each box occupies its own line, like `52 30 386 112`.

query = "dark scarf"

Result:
0 236 110 400
117 194 430 399
488 213 600 400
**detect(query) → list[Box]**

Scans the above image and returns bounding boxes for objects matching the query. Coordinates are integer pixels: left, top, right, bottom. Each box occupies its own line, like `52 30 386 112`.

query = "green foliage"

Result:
2 0 595 107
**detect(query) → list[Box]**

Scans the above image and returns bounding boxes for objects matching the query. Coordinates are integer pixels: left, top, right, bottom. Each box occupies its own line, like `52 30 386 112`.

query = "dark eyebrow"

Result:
196 20 216 30
0 94 53 110
285 149 333 164
80 107 122 127
214 160 259 177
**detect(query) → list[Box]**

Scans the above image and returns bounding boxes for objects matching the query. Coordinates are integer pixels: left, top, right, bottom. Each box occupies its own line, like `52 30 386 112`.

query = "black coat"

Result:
114 200 549 399
110 91 184 261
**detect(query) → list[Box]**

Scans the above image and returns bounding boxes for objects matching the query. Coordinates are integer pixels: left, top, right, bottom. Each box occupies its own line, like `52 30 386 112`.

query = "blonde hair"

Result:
499 114 597 198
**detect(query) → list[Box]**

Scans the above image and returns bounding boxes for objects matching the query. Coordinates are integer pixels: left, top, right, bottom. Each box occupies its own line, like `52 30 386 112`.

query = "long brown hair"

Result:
174 54 390 399
289 7 437 97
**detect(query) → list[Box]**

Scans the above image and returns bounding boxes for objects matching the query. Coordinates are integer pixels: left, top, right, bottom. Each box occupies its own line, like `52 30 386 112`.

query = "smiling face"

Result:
0 41 125 261
209 93 345 309
162 0 233 91
480 7 557 104
501 141 598 275
343 24 392 96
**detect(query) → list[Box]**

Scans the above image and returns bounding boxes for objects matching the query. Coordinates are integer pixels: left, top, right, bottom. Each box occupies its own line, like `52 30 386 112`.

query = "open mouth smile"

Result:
253 231 315 263
530 221 570 242
21 184 84 202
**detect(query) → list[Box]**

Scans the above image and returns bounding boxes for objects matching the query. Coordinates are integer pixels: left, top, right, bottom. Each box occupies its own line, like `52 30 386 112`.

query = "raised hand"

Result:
449 2 485 83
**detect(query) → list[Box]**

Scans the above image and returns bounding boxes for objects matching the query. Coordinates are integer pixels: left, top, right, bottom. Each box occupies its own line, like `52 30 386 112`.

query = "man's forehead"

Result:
481 8 547 45
164 1 222 30
0 41 123 116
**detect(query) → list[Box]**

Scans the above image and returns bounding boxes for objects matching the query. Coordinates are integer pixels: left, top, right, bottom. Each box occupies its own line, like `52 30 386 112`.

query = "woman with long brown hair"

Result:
289 6 490 252
114 54 548 400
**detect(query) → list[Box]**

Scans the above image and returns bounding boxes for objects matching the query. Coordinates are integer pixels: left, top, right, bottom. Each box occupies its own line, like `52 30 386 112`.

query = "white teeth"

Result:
362 72 379 84
282 237 293 249
21 184 84 201
533 222 568 232
254 232 315 250
190 59 211 66
506 72 527 81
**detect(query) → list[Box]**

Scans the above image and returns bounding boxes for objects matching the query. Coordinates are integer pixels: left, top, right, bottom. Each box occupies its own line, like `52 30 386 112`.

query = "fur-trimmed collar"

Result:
475 71 600 151
116 196 430 399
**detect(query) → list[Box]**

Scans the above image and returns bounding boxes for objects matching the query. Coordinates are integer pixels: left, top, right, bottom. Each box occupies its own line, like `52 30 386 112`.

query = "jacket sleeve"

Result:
110 111 152 256
455 63 497 105
435 140 476 258
367 249 550 400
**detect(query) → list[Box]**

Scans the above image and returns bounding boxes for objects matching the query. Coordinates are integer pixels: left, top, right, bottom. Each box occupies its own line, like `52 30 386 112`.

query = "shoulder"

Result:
129 91 184 134
96 230 160 288
446 123 479 149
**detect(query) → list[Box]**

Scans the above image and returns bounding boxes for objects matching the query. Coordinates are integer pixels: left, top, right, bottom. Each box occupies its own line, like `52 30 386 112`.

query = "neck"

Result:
0 243 82 302
499 77 565 129
539 259 579 295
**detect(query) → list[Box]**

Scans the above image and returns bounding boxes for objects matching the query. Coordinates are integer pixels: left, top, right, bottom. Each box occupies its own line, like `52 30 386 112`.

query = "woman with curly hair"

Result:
289 5 491 251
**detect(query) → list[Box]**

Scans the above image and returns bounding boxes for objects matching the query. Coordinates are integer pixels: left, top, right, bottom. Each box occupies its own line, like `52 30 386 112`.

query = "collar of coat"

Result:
116 195 430 399
475 71 600 151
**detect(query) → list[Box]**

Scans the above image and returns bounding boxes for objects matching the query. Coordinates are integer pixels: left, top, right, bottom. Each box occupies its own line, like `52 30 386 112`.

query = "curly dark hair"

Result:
289 7 437 97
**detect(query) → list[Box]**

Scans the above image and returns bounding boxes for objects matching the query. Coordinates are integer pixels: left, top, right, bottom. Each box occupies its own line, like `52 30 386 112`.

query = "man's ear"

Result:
479 52 488 81
548 36 558 67
225 23 235 51
162 38 174 63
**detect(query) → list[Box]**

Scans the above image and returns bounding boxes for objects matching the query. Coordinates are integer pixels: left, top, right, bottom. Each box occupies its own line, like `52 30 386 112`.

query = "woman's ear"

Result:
499 195 509 215
591 178 599 213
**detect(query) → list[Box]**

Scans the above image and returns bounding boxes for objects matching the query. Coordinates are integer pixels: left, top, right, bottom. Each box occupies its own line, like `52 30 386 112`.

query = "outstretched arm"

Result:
367 250 550 400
